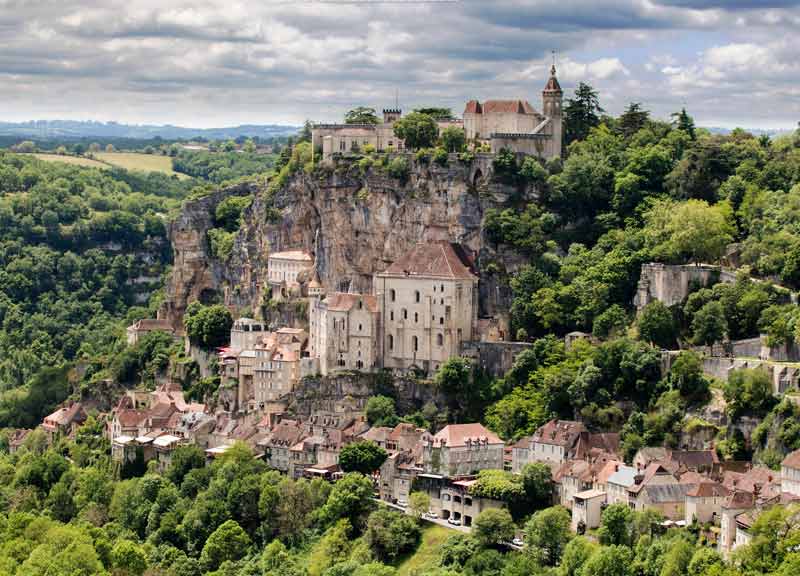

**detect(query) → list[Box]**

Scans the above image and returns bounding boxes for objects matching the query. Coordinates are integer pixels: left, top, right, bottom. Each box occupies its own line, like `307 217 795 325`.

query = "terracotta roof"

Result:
117 409 147 428
669 449 719 470
463 99 537 115
430 423 502 448
596 460 623 485
687 481 730 498
722 466 778 493
360 426 394 444
43 403 86 427
269 250 313 262
324 292 379 313
782 449 800 469
723 490 755 510
532 420 586 447
379 241 477 281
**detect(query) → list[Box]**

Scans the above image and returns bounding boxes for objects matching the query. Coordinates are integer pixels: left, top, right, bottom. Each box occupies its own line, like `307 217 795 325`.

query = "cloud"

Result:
0 0 796 128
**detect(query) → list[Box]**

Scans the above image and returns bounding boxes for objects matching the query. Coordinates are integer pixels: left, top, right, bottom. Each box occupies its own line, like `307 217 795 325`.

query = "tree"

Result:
598 503 633 546
669 350 709 402
564 82 604 144
524 505 572 566
618 103 650 138
519 156 548 185
593 304 628 339
643 198 733 264
184 303 233 349
46 480 76 523
200 519 251 571
637 301 676 349
472 508 515 548
320 472 375 527
671 108 696 140
308 519 353 576
561 536 597 576
345 107 380 124
414 107 454 120
691 301 728 351
111 540 148 576
365 395 398 427
215 195 252 232
243 138 257 154
520 462 554 510
723 368 774 418
167 445 206 487
440 126 466 152
338 441 388 475
408 491 430 519
364 508 421 561
393 112 438 150
582 545 634 576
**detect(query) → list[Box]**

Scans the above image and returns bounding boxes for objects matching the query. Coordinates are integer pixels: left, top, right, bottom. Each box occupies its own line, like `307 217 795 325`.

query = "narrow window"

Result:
413 336 418 352
415 290 420 303
437 334 443 346
390 289 396 302
388 335 394 350
403 309 407 320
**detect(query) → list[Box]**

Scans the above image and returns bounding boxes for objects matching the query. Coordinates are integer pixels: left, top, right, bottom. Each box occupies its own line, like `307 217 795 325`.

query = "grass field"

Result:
32 153 108 169
397 523 452 576
95 152 189 179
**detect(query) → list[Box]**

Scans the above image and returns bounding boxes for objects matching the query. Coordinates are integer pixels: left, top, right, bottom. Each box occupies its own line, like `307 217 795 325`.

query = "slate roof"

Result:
378 241 477 281
544 66 562 92
607 465 637 488
644 483 692 504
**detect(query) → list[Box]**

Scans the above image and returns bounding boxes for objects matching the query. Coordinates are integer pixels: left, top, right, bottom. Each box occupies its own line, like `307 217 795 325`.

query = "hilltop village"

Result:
5 61 800 574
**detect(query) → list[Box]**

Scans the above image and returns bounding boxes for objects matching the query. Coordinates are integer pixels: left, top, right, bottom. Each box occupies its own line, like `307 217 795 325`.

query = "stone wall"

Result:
461 340 532 378
634 263 736 311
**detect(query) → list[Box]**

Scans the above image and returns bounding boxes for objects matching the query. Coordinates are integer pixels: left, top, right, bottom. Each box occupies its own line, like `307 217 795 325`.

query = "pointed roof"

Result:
378 241 477 281
544 65 562 93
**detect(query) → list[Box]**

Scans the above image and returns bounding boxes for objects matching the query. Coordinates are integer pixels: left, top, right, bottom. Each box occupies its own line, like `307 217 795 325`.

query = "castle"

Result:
312 65 563 161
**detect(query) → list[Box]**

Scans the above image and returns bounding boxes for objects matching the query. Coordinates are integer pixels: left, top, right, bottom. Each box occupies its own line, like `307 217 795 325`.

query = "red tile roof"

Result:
782 449 800 469
430 423 502 447
463 99 538 115
379 241 477 281
687 481 730 498
324 292 378 313
532 420 586 447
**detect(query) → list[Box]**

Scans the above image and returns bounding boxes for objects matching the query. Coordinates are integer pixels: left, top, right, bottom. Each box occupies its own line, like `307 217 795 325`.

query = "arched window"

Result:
413 336 418 352
437 333 443 346
388 335 394 350
439 317 444 325
440 284 445 292
358 324 363 331
390 289 396 302
415 290 421 303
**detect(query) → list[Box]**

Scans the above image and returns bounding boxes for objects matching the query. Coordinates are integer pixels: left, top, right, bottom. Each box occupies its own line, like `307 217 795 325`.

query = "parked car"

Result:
512 537 524 547
423 511 438 520
447 517 461 526
397 499 407 508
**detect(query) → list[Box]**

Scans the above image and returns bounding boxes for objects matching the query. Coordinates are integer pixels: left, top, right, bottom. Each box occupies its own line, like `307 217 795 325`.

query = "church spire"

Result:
544 58 562 94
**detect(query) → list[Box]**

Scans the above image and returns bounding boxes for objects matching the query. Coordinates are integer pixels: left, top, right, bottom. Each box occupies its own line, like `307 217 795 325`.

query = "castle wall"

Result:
634 263 736 311
461 340 532 378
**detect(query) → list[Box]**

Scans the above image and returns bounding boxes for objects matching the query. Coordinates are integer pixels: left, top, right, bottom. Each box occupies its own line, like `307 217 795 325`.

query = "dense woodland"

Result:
1 86 800 575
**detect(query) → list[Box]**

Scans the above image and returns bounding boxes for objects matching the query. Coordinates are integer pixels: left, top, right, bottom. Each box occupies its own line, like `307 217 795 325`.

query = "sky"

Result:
1 0 799 129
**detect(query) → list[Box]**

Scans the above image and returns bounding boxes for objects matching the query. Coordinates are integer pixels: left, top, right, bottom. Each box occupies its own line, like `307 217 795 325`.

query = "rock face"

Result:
161 154 534 330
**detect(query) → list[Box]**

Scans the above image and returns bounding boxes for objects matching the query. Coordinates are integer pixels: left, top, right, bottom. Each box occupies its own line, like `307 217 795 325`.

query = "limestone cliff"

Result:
161 154 534 331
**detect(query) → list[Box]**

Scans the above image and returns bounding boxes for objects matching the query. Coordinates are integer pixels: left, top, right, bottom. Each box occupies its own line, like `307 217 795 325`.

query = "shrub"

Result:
432 147 449 167
387 157 410 181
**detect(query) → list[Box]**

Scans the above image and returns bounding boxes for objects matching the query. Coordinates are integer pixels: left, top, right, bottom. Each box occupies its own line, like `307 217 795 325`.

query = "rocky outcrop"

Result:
161 154 535 330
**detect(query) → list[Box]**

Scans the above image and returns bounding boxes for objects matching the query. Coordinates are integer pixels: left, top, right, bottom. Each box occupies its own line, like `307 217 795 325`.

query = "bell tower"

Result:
542 62 563 157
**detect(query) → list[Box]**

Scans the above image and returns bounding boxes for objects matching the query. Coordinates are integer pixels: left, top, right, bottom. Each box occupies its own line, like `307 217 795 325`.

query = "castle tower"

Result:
383 109 401 123
542 64 563 158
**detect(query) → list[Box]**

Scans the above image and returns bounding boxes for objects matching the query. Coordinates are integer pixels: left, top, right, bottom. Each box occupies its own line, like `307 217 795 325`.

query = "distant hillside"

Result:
703 126 796 138
0 119 300 141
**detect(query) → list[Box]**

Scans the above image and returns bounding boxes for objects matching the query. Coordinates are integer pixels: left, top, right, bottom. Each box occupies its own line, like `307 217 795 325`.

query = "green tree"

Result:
524 505 572 566
111 540 148 576
618 103 650 139
637 301 676 349
691 301 728 351
723 368 774 419
582 545 634 576
671 108 696 140
393 112 438 150
520 462 554 510
414 107 454 120
564 82 604 145
200 519 251 572
339 441 388 475
345 107 380 124
365 395 399 427
669 350 709 403
184 303 233 349
167 444 206 487
593 304 628 339
598 503 633 546
215 195 252 232
440 126 466 153
408 491 431 519
472 508 515 548
560 536 597 576
320 472 375 527
364 508 421 561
